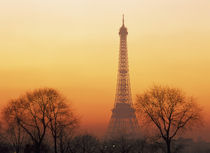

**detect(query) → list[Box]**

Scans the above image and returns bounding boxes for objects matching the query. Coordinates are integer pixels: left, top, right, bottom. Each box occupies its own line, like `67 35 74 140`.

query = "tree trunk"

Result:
166 139 171 153
35 146 41 153
59 135 64 153
54 136 57 153
34 142 41 153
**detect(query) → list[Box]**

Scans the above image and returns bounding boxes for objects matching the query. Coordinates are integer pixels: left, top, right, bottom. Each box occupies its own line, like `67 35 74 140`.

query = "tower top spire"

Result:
119 14 128 35
122 14 124 26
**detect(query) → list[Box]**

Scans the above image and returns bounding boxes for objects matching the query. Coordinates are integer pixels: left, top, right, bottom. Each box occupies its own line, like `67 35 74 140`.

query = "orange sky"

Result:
0 0 210 140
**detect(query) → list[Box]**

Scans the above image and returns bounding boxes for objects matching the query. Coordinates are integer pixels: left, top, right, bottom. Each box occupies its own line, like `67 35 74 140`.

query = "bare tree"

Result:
1 100 29 153
46 90 78 153
58 127 75 153
135 85 202 153
69 134 99 153
2 88 79 153
4 88 56 153
98 140 115 153
132 138 147 153
0 118 26 153
110 136 134 153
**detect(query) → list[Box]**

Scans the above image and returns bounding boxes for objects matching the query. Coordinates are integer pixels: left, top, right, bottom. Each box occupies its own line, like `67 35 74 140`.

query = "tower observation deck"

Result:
106 15 140 139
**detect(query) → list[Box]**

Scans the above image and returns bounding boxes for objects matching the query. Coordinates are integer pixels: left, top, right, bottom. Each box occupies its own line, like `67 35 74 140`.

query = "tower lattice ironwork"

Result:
106 16 140 139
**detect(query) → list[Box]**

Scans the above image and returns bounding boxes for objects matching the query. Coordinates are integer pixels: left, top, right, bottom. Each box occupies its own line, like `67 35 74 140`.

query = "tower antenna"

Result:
122 14 124 26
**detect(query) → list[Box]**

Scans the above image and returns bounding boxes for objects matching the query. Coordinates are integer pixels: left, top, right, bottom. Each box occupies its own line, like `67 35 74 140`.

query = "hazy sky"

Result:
0 0 210 140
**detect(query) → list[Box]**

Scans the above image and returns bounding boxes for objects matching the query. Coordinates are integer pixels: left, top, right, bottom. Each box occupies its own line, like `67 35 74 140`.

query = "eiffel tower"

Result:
106 15 140 139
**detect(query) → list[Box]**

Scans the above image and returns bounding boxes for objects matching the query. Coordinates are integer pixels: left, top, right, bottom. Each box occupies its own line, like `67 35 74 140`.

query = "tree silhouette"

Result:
109 136 134 153
4 89 52 153
0 118 26 153
69 134 99 153
3 88 78 153
135 85 202 153
46 89 78 153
